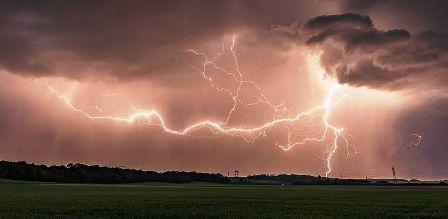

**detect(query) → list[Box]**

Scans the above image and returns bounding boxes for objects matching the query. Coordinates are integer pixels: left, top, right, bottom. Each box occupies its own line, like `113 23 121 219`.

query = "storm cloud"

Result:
3 1 446 91
301 13 448 90
0 0 318 81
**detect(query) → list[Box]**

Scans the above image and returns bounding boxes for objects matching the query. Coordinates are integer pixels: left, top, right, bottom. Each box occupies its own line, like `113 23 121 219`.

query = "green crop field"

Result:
0 179 447 218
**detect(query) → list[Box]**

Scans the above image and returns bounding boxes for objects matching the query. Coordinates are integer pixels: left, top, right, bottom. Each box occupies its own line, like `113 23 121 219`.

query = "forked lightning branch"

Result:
45 35 356 177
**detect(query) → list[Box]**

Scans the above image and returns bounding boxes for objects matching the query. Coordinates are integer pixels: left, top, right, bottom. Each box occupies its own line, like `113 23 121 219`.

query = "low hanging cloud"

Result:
2 0 446 92
300 13 448 90
0 0 319 81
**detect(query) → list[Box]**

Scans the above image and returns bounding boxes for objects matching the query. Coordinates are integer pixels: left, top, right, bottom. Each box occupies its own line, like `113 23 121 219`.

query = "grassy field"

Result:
0 179 447 218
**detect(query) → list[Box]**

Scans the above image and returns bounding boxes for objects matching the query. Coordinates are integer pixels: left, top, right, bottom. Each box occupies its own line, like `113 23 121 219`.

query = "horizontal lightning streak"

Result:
44 35 351 177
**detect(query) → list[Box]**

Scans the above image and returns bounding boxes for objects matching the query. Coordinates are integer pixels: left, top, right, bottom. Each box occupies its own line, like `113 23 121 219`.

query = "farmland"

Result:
0 179 447 218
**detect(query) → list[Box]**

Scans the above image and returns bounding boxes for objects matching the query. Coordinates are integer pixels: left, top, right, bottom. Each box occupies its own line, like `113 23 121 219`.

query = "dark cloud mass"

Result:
302 13 448 90
2 1 447 91
0 0 318 80
304 13 373 32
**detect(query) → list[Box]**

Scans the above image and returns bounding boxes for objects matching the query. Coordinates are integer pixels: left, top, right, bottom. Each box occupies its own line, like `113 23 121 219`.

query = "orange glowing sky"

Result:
1 0 447 179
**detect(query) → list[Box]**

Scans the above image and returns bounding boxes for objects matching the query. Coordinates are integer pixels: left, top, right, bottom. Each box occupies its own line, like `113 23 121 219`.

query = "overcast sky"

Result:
0 0 447 179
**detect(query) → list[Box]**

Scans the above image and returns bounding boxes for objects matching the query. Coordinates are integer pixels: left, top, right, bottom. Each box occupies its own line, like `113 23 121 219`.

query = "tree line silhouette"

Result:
1 160 446 185
0 161 229 184
247 174 373 185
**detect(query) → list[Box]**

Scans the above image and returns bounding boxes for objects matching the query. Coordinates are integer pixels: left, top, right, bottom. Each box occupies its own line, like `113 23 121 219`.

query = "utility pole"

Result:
392 166 396 183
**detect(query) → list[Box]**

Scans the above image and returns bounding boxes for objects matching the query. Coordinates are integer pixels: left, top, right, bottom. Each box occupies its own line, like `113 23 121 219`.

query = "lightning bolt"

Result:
44 35 352 177
390 132 423 155
407 133 423 148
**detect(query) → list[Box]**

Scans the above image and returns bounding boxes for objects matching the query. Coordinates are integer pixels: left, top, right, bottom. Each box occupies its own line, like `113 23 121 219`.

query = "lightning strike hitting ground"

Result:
44 35 353 177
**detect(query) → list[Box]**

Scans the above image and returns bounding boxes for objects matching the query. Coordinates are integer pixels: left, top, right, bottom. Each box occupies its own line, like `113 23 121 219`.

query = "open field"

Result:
0 179 447 218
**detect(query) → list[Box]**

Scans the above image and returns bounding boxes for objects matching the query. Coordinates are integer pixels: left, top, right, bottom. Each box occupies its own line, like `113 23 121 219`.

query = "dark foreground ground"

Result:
0 179 447 218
